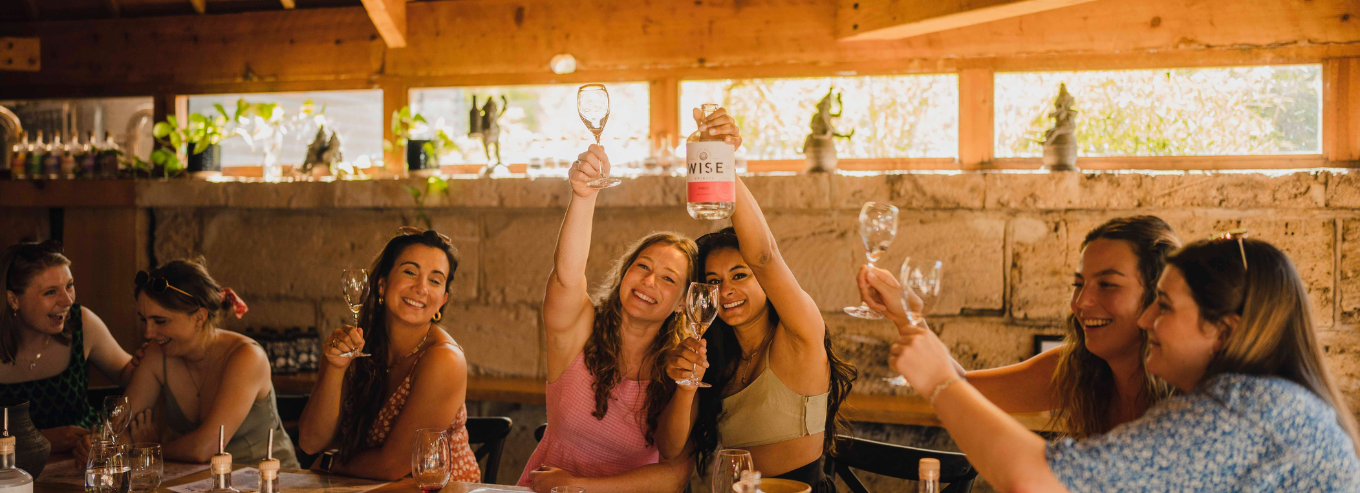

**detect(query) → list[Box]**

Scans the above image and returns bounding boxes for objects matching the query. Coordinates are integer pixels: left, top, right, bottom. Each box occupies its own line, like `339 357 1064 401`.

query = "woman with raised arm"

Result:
882 235 1360 492
516 143 705 493
859 216 1178 438
118 258 297 466
297 228 478 482
0 240 140 454
656 109 855 493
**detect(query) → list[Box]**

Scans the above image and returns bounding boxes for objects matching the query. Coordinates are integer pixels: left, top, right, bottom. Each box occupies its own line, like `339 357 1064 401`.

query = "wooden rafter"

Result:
360 0 407 48
837 0 1099 41
189 0 206 14
280 0 295 8
23 0 39 20
105 0 121 17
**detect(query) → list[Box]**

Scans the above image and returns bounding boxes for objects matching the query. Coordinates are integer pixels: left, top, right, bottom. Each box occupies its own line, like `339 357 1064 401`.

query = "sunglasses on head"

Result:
397 226 452 244
1209 228 1249 271
134 271 195 299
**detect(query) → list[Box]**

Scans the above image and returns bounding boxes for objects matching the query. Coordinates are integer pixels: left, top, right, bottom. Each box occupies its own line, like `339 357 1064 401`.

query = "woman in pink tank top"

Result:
519 136 735 493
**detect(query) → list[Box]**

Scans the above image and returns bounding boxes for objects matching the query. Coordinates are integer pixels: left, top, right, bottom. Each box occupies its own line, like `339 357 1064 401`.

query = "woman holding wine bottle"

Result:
859 215 1179 438
0 240 141 454
117 258 298 466
516 142 702 493
882 235 1360 491
297 228 478 482
656 119 856 491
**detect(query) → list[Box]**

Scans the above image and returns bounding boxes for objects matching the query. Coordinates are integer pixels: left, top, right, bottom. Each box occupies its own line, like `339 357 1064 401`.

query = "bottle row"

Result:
242 326 322 375
5 130 124 180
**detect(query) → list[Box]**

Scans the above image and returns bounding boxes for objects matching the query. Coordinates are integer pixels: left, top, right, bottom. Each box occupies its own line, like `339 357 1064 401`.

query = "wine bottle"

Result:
0 408 34 493
918 458 939 493
81 132 98 179
43 133 63 179
60 132 78 179
25 131 44 179
685 103 736 220
7 131 27 180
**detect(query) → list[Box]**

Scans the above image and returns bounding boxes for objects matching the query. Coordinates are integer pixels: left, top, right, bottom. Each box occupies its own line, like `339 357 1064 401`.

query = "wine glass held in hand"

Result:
578 84 620 189
411 429 451 493
845 202 899 320
338 269 371 358
885 257 943 387
676 282 720 388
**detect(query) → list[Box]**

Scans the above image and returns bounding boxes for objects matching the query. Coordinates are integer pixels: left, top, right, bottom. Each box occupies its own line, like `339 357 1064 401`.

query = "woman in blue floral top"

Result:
869 234 1360 492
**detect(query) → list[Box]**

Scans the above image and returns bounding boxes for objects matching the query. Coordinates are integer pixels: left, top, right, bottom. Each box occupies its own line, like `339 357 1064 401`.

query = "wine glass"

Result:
885 257 944 387
103 396 131 440
411 429 450 493
551 488 585 493
85 440 130 493
578 84 620 189
339 268 371 358
711 449 754 493
675 282 720 388
129 443 163 493
845 202 899 319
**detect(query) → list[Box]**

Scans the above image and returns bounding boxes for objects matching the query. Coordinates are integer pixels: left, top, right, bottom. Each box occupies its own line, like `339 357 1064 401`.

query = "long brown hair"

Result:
1170 237 1360 453
1050 216 1178 438
689 228 857 474
135 258 234 328
1 240 74 364
336 229 459 460
584 232 696 446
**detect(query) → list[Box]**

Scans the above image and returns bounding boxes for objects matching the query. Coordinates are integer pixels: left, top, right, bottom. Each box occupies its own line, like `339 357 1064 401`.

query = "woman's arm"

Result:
730 176 825 350
80 307 135 386
331 345 467 481
161 343 270 463
656 339 706 459
543 146 609 380
298 326 364 454
528 449 695 493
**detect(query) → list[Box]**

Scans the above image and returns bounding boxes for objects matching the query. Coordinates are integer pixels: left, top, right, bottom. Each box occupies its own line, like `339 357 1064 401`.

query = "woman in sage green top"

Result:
117 259 297 466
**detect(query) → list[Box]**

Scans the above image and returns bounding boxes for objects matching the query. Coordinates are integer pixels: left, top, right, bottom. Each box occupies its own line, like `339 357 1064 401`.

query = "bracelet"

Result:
928 376 964 405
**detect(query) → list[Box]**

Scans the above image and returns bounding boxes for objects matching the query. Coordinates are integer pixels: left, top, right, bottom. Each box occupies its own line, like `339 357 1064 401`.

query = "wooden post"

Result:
381 79 409 176
650 78 680 156
1323 57 1360 164
958 67 994 168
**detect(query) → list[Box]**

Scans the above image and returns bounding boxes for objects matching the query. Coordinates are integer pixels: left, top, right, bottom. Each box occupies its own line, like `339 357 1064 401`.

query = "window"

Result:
186 90 383 167
680 74 959 161
1 96 156 162
995 65 1322 158
410 83 651 169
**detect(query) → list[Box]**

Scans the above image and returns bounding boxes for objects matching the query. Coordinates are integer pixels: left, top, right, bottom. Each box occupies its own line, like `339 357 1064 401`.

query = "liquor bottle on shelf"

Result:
918 458 939 493
80 132 99 179
685 103 736 220
205 426 238 493
43 133 63 180
0 408 34 493
7 131 27 180
99 132 120 179
257 430 279 493
25 131 45 180
60 132 78 179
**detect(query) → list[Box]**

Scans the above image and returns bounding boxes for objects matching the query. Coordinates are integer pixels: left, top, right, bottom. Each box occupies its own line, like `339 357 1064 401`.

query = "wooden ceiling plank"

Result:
280 0 296 9
23 0 39 20
105 0 121 17
360 0 406 48
189 0 206 15
838 0 1100 41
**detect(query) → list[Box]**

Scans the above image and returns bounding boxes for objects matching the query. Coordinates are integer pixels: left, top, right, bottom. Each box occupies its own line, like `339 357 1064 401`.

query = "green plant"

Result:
404 176 450 230
150 112 229 171
385 106 459 164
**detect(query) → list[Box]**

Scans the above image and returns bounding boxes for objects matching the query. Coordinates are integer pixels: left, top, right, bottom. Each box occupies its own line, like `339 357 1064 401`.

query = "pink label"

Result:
688 181 735 203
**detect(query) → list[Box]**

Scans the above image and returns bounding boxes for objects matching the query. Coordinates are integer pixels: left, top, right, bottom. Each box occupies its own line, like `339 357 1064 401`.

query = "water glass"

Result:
711 449 754 493
85 440 130 493
129 443 162 493
412 428 450 493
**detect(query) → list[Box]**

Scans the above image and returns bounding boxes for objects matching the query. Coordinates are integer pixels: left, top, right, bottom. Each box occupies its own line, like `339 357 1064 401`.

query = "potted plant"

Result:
386 106 458 178
152 112 228 179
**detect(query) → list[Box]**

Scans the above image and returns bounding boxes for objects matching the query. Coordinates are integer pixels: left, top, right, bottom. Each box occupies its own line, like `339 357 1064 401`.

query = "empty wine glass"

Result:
578 84 620 189
85 440 130 493
711 449 754 493
886 257 944 387
103 396 131 440
129 443 163 493
845 202 899 319
339 268 371 358
675 282 720 388
411 429 450 493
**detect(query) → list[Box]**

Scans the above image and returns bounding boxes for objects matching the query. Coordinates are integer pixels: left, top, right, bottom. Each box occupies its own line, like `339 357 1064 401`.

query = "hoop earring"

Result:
432 311 442 322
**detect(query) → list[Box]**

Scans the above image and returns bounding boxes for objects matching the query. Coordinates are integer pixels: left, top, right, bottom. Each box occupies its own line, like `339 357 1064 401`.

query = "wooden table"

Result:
34 459 529 493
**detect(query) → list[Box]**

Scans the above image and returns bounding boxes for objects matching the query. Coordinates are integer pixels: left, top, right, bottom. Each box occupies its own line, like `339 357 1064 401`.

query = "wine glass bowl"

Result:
885 257 944 387
845 202 900 319
339 269 372 358
676 282 720 388
102 396 131 440
578 84 621 189
411 429 450 493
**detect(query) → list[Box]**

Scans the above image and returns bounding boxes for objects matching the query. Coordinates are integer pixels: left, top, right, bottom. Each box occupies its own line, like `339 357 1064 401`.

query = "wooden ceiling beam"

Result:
837 0 1099 41
280 0 295 8
23 0 39 20
189 0 206 14
105 0 121 17
360 0 406 48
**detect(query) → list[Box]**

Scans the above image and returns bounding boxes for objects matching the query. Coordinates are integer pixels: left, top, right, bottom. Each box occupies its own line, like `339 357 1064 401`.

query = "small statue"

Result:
469 95 508 171
1042 83 1079 172
299 125 343 177
801 87 854 173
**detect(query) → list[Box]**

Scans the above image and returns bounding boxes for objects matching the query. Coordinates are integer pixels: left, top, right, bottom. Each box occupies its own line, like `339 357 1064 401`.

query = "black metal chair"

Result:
466 416 513 484
534 423 547 442
274 393 317 469
828 435 978 493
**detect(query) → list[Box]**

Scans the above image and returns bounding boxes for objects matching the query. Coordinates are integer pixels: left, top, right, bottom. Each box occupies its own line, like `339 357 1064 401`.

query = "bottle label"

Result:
686 141 735 203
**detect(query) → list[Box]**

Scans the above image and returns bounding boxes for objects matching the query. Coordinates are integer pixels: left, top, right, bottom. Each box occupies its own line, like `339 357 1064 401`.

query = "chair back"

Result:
466 416 513 484
828 435 977 493
273 393 317 469
534 423 547 442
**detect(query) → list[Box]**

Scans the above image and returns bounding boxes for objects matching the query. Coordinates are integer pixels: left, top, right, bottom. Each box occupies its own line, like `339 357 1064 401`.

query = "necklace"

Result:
388 327 432 367
23 334 52 371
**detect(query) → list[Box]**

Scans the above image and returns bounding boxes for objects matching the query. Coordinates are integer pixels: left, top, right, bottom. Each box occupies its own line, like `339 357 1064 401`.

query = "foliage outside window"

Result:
994 65 1322 158
410 83 651 168
186 90 383 167
680 74 959 160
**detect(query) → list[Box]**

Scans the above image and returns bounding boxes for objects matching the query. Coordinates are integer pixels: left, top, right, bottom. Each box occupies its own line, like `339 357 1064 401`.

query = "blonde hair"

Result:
1170 237 1360 454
